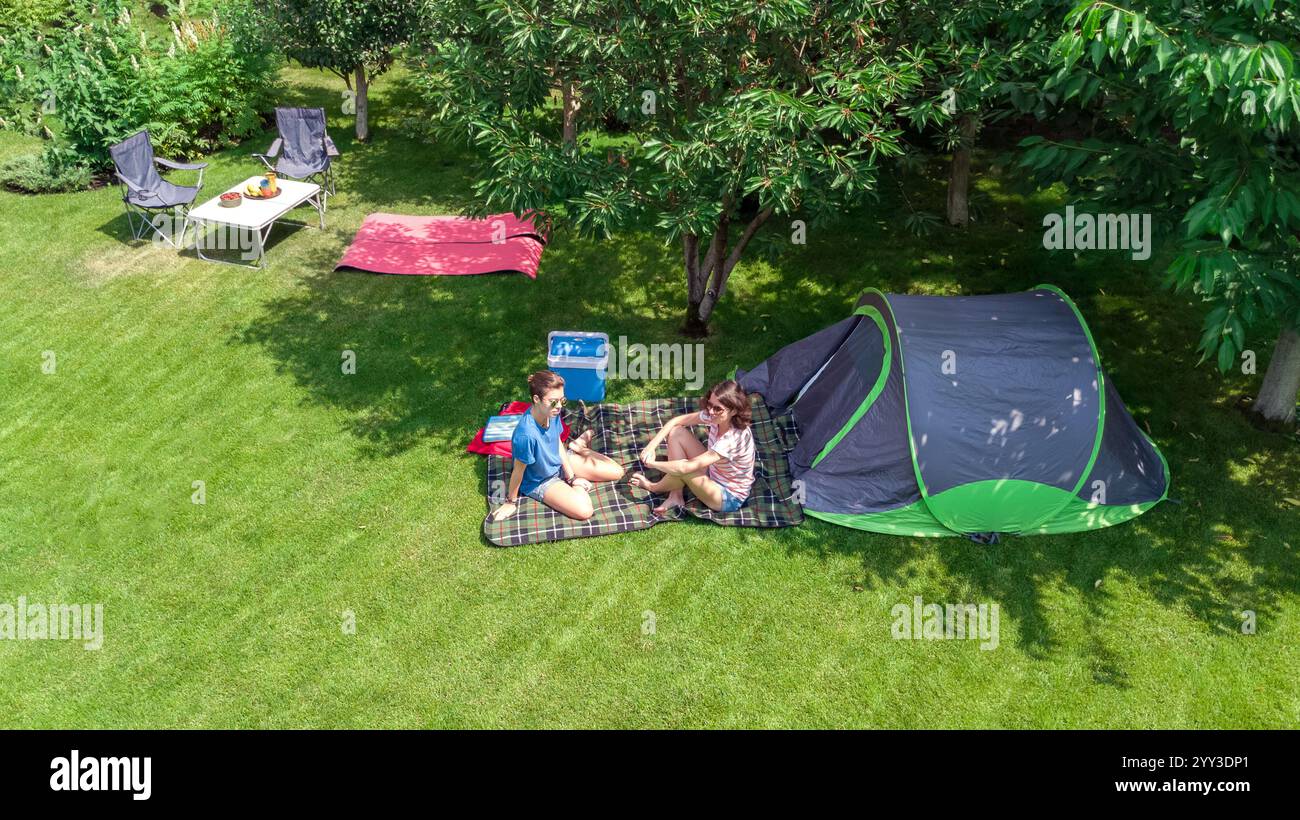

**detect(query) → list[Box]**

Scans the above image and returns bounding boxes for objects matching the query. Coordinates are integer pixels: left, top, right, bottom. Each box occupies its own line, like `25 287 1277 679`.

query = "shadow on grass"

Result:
269 65 483 214
737 165 1300 684
95 208 323 262
233 87 1300 684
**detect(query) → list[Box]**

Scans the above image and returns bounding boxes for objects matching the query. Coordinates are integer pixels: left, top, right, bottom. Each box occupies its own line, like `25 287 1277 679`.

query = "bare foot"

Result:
653 490 685 516
568 429 595 453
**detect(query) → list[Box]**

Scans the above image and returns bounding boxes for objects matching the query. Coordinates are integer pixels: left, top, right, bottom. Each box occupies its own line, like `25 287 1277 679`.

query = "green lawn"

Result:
1 66 1297 728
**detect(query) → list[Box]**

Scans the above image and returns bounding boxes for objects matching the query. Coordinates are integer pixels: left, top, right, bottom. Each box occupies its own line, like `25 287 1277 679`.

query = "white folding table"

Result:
186 177 325 268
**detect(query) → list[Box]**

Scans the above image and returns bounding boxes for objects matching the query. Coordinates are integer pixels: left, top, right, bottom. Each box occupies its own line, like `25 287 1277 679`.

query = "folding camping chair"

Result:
253 107 339 204
109 130 207 248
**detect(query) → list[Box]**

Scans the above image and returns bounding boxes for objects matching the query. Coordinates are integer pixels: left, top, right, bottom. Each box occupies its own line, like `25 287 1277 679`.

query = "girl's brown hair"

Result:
528 369 565 400
704 380 752 429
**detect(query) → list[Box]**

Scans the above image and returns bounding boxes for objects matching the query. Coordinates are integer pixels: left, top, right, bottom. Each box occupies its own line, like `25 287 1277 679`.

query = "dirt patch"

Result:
77 241 186 287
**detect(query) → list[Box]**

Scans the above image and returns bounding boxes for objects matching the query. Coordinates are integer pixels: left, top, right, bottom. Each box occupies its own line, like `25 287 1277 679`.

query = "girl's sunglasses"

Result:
542 397 567 408
704 402 726 415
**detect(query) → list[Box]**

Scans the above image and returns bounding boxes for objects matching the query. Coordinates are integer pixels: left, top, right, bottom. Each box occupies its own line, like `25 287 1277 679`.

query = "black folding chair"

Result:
109 130 207 247
254 107 339 202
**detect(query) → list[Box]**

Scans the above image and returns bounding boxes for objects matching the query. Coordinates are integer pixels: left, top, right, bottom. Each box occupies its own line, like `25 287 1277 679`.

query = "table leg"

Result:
192 220 268 269
254 224 269 269
193 220 214 263
308 191 325 228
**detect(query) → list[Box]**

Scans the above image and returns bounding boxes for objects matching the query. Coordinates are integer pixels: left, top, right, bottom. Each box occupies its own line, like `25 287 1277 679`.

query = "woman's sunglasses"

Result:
542 397 567 408
704 402 726 415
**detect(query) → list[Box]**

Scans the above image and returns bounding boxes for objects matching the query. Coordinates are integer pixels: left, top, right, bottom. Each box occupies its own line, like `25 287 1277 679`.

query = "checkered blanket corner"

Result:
481 396 803 547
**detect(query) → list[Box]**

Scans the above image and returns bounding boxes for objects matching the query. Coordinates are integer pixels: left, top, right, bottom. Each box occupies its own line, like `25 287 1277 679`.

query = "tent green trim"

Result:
736 286 1170 538
811 305 891 468
1031 283 1109 531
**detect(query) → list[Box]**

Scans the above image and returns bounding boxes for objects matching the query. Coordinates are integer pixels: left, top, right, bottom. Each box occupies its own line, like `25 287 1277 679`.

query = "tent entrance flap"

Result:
788 309 888 473
811 307 891 468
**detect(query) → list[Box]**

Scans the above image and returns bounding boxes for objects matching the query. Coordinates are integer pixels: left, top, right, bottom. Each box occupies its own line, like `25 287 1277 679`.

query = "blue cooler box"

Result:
548 331 609 402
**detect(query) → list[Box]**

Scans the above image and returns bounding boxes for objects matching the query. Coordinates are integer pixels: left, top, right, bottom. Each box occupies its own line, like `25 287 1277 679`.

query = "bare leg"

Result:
539 480 595 521
681 471 727 511
566 429 624 483
569 449 625 483
635 427 705 514
630 472 685 493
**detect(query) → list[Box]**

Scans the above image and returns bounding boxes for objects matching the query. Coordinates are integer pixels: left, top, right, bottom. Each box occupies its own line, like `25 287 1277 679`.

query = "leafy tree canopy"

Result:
1020 0 1300 373
425 0 939 334
267 0 417 80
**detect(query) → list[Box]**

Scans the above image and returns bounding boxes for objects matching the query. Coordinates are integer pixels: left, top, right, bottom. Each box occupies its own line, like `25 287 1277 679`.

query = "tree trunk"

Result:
679 206 774 337
682 233 709 337
682 300 710 337
1252 327 1300 428
562 79 581 147
947 113 979 227
354 64 370 142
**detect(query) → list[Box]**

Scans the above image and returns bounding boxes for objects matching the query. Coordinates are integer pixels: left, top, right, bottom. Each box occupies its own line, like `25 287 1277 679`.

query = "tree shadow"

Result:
269 65 484 215
236 247 515 457
731 161 1300 684
233 74 1299 688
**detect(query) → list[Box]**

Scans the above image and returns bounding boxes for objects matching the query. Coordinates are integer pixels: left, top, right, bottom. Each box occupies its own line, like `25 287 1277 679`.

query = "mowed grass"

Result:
0 66 1297 728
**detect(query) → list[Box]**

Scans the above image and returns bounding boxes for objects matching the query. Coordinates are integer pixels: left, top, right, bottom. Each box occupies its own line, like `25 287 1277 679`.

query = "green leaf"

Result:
1185 198 1217 239
1229 314 1246 350
1216 336 1236 372
1091 38 1106 68
1200 256 1218 293
1156 38 1175 70
1081 5 1103 40
1198 322 1222 351
1265 41 1294 80
1105 10 1124 43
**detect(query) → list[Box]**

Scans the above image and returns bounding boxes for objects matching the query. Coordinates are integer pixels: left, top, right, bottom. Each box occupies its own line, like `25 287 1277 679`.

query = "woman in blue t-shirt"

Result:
492 370 623 521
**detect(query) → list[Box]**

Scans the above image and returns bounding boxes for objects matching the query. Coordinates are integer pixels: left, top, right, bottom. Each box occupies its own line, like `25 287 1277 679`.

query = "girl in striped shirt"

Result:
630 380 756 515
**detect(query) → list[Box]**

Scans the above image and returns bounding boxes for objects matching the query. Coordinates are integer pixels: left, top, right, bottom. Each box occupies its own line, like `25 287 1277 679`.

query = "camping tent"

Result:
736 286 1169 537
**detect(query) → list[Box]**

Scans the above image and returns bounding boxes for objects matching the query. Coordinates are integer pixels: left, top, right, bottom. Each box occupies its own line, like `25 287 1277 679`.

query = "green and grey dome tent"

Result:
736 286 1169 537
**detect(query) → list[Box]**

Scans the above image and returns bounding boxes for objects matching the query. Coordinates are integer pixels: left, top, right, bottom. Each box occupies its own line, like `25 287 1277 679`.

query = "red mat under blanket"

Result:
466 401 569 457
335 213 547 278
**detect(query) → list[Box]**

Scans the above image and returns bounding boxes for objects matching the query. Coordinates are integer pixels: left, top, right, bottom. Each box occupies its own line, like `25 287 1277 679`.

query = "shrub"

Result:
5 0 279 168
0 25 49 136
0 0 66 33
0 143 93 193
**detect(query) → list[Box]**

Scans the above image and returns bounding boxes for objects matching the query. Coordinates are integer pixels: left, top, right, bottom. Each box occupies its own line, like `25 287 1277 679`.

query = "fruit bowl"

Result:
219 192 242 208
244 179 282 199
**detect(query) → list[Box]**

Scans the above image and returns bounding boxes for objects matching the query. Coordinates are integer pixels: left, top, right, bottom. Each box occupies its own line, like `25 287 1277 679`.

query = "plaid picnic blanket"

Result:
482 395 804 546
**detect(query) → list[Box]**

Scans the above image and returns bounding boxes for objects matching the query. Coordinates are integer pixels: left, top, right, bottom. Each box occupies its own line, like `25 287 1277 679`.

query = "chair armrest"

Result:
251 151 277 176
115 172 155 198
155 157 207 171
154 156 205 191
324 135 340 158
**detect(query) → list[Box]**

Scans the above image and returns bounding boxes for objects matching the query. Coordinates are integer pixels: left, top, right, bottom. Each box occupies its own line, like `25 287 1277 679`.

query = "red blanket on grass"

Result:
335 213 547 278
466 401 569 457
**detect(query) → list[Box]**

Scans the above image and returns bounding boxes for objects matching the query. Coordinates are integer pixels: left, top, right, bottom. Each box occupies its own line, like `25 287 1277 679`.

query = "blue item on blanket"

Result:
482 414 522 443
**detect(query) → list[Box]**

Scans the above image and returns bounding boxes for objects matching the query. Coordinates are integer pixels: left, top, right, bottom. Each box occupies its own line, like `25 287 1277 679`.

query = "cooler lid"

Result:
548 331 609 361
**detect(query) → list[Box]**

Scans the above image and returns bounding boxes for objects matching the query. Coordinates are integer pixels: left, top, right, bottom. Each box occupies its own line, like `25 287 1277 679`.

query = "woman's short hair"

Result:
528 369 565 400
